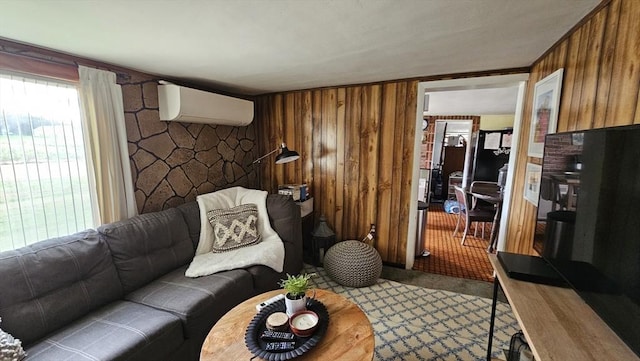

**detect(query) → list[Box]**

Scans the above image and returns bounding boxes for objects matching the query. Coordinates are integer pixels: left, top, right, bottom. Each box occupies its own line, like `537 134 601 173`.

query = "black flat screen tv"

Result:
534 124 640 357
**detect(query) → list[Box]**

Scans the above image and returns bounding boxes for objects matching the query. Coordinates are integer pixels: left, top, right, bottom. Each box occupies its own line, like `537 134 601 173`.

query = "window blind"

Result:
0 72 94 251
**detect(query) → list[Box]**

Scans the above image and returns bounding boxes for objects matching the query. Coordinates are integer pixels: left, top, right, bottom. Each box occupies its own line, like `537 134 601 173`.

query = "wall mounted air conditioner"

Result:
158 82 254 126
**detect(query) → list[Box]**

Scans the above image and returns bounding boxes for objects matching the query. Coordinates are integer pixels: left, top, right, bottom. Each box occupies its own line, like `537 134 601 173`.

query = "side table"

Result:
296 198 316 264
299 201 314 242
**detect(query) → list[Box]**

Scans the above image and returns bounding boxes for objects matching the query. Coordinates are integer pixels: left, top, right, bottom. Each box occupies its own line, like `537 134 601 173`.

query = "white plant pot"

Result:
284 290 316 316
284 294 307 316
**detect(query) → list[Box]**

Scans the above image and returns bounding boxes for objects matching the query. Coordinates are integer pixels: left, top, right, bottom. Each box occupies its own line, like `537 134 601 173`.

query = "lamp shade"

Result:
252 142 300 165
275 145 300 164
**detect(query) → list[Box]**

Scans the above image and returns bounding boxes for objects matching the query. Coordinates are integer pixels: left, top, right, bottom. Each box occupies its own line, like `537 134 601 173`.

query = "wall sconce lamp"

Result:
252 143 300 164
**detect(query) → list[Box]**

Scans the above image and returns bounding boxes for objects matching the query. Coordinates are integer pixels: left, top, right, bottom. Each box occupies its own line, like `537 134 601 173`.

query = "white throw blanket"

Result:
185 187 285 278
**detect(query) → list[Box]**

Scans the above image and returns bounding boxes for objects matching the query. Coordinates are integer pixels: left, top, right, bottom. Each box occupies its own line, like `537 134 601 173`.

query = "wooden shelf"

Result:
489 254 638 361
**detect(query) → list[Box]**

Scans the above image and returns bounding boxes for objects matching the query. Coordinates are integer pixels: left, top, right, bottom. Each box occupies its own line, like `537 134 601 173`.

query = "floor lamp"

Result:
252 143 300 165
252 143 300 190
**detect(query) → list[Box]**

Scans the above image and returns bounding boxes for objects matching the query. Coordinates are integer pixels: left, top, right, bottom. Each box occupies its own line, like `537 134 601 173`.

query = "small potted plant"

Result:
279 273 316 316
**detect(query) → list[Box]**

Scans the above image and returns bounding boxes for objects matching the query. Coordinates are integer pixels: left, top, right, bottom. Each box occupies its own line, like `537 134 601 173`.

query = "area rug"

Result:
303 264 519 361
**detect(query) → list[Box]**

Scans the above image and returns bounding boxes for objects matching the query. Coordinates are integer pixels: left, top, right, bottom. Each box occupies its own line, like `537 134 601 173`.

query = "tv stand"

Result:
487 254 638 361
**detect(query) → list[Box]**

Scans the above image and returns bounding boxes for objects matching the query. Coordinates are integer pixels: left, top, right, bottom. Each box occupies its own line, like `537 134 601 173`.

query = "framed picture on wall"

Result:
528 68 564 158
524 162 542 205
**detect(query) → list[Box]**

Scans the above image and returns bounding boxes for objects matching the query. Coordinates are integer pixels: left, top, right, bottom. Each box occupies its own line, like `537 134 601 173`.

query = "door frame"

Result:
406 73 529 268
430 119 473 201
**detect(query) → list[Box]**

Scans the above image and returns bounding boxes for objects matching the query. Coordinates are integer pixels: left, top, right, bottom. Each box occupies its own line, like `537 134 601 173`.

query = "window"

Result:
0 72 94 251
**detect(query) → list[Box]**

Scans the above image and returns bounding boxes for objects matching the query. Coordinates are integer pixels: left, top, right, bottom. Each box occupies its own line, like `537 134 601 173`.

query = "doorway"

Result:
406 74 529 270
428 119 473 203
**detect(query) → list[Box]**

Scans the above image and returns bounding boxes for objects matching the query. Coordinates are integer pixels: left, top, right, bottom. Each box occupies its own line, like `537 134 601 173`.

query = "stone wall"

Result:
119 73 258 213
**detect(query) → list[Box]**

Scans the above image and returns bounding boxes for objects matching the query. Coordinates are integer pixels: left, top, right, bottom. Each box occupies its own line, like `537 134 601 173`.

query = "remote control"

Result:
256 294 285 311
264 341 296 352
260 330 295 341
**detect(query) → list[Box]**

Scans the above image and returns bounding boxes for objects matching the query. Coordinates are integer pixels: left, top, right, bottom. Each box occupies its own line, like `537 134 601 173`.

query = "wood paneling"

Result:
257 81 418 264
258 73 528 265
504 0 640 254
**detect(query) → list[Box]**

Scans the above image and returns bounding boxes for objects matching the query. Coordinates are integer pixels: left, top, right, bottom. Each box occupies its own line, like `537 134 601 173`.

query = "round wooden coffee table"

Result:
200 289 374 360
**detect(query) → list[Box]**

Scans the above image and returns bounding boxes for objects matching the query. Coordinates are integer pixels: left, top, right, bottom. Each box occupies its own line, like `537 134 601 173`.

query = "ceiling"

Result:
0 0 599 96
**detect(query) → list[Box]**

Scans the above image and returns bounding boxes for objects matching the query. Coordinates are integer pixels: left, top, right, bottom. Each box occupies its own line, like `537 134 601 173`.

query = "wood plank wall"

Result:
256 82 418 265
255 65 529 266
504 0 640 254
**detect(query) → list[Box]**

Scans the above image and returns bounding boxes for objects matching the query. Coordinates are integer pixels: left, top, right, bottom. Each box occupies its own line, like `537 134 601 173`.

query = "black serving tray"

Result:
244 298 329 360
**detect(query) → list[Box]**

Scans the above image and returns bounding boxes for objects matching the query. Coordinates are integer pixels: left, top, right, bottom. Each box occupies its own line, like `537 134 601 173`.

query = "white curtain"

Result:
78 66 137 224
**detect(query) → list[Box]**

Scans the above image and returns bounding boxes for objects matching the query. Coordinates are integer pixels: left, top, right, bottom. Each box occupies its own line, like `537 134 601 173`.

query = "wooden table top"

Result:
468 190 503 203
550 173 581 184
200 289 374 361
489 254 639 361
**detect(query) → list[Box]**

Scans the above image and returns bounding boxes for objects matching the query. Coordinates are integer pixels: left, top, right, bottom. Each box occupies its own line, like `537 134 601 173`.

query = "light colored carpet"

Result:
303 264 518 361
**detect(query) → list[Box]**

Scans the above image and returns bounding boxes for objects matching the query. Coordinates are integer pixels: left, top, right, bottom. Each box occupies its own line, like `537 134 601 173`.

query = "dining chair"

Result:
453 186 496 246
469 181 501 211
540 176 567 211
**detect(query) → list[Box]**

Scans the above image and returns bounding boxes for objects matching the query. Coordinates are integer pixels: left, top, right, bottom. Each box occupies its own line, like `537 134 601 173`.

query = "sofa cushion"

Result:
98 208 194 294
246 265 282 293
0 318 26 360
266 194 303 275
124 265 254 339
25 301 183 361
208 203 262 253
176 202 201 249
0 230 122 345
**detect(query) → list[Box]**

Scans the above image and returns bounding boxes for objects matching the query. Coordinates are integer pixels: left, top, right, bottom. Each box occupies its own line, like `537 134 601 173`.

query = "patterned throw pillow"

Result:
0 317 26 361
207 203 261 253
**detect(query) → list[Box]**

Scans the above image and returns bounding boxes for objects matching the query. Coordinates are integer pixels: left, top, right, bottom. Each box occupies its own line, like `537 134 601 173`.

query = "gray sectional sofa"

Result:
0 194 303 361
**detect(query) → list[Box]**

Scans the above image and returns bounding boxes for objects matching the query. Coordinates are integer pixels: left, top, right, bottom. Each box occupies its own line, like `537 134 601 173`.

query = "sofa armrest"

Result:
266 194 303 275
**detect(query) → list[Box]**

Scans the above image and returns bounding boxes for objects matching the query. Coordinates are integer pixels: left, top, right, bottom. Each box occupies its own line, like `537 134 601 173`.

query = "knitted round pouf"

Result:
323 240 382 287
